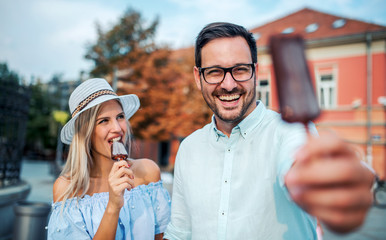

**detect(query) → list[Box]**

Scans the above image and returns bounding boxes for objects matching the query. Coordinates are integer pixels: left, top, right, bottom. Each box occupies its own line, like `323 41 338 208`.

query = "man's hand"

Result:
285 131 374 233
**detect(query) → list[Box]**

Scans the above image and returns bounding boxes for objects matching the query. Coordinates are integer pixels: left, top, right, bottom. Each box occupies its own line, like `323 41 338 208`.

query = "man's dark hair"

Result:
195 22 257 67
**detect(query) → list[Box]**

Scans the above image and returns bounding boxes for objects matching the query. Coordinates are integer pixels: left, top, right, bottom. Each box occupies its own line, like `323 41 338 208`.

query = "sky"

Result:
0 0 385 82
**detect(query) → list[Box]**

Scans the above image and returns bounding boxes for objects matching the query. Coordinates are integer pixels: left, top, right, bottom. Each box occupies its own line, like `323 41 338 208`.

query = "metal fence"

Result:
0 80 30 187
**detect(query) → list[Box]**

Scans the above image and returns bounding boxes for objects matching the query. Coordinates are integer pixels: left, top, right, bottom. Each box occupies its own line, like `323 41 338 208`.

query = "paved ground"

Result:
20 160 55 203
20 160 385 240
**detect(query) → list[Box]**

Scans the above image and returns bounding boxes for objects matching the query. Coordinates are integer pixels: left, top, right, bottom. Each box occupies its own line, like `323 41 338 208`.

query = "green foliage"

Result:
0 62 20 84
84 8 211 141
52 110 69 126
85 8 159 77
25 80 59 156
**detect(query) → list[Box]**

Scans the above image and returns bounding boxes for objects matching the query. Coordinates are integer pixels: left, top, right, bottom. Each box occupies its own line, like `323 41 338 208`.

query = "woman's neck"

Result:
90 150 114 179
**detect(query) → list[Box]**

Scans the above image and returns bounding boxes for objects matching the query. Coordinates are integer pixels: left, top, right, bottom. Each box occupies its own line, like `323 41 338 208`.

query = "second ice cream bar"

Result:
269 34 320 124
111 138 128 161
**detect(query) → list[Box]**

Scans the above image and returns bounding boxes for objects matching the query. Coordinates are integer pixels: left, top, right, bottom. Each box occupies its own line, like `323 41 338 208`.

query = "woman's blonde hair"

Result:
59 100 131 206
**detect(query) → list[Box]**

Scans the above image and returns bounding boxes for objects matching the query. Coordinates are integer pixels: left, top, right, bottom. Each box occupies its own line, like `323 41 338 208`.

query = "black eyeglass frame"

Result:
199 63 256 84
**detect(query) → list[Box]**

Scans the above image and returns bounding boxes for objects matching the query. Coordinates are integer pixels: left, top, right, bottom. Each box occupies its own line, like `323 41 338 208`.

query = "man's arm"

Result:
285 131 374 233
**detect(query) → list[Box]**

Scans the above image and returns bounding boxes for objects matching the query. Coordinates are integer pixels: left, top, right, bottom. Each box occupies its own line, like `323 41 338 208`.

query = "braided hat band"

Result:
60 78 140 145
71 89 117 118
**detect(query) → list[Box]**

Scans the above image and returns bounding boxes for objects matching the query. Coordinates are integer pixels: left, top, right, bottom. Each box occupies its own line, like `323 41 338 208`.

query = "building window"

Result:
305 23 319 33
257 79 270 107
253 32 261 40
282 27 295 34
315 65 338 109
257 68 271 107
332 19 346 29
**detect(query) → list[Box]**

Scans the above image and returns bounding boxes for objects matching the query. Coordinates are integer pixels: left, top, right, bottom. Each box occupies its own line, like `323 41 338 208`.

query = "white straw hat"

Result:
60 78 140 145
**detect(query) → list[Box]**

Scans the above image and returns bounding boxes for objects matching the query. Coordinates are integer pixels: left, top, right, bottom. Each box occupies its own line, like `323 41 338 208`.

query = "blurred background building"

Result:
139 8 386 178
250 8 386 179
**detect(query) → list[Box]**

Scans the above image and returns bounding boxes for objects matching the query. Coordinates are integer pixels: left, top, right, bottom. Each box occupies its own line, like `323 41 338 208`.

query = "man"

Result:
164 22 374 239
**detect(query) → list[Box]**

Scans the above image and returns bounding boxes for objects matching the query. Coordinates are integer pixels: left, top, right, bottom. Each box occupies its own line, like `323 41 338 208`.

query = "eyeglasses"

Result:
199 63 255 84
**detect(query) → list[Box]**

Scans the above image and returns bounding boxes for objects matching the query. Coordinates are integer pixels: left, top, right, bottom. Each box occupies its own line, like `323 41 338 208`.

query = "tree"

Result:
85 8 159 77
0 63 20 84
85 8 211 141
25 79 59 158
127 48 211 141
0 63 58 161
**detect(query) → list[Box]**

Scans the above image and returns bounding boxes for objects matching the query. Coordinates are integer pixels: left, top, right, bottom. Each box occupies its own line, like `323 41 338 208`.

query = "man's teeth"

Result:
219 94 240 101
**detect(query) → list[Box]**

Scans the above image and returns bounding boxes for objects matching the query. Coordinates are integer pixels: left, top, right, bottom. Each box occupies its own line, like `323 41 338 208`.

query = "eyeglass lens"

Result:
203 64 253 84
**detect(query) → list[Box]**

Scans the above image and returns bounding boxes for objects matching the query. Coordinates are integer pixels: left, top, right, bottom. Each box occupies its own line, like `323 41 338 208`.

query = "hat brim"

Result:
60 94 140 145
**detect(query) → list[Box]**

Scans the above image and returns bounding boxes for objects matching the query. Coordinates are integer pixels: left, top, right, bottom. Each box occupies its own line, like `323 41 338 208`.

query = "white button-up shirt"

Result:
165 102 317 240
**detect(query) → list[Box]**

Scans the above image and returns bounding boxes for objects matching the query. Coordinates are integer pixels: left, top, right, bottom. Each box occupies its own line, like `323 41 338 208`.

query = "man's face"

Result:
194 36 257 125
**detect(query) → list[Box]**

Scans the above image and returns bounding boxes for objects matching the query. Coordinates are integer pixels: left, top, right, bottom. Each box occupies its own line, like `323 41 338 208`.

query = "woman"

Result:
47 78 171 239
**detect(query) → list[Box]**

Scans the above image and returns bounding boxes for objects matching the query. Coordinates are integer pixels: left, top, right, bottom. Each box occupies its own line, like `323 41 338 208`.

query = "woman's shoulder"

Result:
131 158 161 185
53 175 71 202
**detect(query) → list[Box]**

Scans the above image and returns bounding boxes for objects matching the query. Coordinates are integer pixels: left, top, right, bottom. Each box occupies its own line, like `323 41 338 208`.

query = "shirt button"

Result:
131 205 135 209
228 149 230 152
222 212 225 215
225 180 228 183
45 226 48 230
57 229 60 232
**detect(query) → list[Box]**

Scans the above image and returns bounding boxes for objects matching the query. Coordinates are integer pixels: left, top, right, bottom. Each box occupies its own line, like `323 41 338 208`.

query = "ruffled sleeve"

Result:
146 181 172 234
47 180 171 239
47 200 91 240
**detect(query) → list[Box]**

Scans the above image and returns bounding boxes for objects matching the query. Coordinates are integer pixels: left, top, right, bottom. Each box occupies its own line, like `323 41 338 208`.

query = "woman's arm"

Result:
93 160 135 240
134 159 170 239
52 176 70 202
132 158 161 184
49 177 90 239
92 203 121 240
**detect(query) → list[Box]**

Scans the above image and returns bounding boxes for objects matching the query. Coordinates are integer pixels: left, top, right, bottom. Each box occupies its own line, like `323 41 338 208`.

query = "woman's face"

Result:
91 100 127 160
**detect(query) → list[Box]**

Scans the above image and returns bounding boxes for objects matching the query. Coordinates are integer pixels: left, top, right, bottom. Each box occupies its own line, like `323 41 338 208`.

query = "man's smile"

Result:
218 94 241 102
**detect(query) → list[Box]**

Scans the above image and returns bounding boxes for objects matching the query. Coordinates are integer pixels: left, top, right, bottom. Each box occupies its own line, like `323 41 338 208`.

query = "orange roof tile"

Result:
249 7 385 47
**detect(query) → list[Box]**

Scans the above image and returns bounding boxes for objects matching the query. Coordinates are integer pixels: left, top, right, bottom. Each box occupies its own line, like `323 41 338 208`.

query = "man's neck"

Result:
215 118 239 137
214 102 258 137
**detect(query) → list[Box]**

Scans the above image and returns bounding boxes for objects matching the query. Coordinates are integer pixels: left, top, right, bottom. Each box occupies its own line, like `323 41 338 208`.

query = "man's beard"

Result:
202 86 256 124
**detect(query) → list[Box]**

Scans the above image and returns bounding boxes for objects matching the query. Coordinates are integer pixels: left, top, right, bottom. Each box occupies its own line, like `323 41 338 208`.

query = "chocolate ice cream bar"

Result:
269 34 320 124
111 138 128 161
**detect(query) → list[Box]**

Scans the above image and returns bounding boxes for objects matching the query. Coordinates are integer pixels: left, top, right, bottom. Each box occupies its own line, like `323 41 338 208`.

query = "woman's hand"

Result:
93 161 134 240
107 160 135 210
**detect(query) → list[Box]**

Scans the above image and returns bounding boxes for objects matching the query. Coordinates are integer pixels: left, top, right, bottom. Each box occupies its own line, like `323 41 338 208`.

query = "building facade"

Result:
250 8 386 178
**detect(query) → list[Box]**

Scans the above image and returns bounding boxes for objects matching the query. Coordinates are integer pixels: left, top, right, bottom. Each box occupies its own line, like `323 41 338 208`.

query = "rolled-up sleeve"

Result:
164 144 192 240
277 122 318 201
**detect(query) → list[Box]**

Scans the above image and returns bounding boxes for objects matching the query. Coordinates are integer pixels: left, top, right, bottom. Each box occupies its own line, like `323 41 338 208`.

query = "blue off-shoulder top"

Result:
47 180 171 240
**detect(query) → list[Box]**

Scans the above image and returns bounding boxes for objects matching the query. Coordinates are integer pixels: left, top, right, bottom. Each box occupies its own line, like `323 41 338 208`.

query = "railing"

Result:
0 80 31 187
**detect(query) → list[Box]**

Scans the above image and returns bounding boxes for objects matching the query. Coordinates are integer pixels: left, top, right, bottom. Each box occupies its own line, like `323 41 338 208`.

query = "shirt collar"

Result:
211 101 267 140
